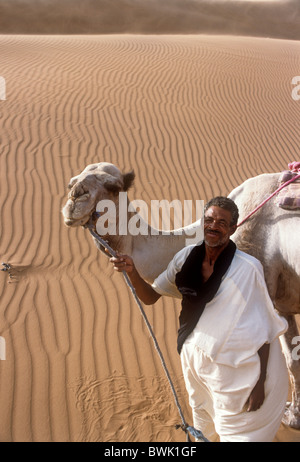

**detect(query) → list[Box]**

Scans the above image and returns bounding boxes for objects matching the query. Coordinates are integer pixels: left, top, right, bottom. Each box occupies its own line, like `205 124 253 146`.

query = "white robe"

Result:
152 244 289 442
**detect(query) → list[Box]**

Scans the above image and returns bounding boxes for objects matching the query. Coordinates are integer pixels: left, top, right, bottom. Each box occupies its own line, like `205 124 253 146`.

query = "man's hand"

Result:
110 252 135 273
246 378 265 412
108 251 161 305
245 342 270 412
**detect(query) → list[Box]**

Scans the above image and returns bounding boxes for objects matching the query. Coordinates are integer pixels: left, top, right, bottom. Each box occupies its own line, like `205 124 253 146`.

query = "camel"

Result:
62 162 202 282
228 171 300 429
62 161 300 429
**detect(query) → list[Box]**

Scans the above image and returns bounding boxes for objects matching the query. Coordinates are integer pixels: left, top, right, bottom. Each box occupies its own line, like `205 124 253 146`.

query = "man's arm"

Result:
110 253 161 305
246 342 270 412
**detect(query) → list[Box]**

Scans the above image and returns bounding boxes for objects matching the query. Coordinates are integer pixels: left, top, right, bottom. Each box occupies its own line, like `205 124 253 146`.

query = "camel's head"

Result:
62 162 135 227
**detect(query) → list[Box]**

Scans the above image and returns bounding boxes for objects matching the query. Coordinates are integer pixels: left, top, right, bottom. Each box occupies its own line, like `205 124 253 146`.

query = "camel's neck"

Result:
94 194 203 282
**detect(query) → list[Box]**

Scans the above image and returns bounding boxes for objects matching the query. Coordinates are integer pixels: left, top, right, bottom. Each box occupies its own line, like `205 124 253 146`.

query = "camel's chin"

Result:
64 215 90 227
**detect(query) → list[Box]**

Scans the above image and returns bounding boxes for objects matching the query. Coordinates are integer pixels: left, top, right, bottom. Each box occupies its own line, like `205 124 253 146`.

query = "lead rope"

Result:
84 222 210 443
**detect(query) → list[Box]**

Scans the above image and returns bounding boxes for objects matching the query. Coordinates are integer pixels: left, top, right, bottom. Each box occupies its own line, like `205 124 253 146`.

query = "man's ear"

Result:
230 224 237 236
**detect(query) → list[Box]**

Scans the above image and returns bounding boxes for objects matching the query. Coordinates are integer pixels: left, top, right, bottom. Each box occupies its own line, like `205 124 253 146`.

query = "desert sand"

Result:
0 32 300 442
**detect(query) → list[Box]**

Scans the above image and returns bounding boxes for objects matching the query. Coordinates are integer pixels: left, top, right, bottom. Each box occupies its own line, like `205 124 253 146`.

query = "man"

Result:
110 197 288 442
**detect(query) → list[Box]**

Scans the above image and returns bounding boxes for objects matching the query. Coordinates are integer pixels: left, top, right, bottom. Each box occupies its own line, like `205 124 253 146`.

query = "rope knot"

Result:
288 161 300 173
175 423 210 442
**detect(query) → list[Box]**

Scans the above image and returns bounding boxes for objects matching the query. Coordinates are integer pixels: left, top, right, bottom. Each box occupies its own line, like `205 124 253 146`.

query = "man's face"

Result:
204 206 236 248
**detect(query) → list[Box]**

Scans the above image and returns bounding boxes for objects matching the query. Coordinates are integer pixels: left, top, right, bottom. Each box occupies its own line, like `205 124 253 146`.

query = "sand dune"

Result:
0 0 299 40
0 34 299 442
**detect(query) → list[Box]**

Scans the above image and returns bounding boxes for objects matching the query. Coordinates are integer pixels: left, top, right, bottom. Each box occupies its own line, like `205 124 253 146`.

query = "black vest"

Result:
175 240 236 354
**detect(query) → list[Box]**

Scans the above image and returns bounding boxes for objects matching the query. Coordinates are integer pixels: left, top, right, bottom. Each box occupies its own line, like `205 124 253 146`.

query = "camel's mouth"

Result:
63 214 91 227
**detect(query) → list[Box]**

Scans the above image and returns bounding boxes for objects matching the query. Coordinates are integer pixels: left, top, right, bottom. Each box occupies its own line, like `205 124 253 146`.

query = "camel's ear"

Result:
123 171 135 191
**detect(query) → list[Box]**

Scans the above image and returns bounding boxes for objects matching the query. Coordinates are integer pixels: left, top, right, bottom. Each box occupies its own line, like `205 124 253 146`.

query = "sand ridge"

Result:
0 34 299 441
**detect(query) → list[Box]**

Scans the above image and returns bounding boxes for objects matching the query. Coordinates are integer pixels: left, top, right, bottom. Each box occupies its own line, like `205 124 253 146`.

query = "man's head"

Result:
204 197 239 248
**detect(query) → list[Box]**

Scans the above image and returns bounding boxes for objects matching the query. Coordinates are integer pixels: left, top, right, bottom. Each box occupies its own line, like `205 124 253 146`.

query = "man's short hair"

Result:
204 196 239 226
